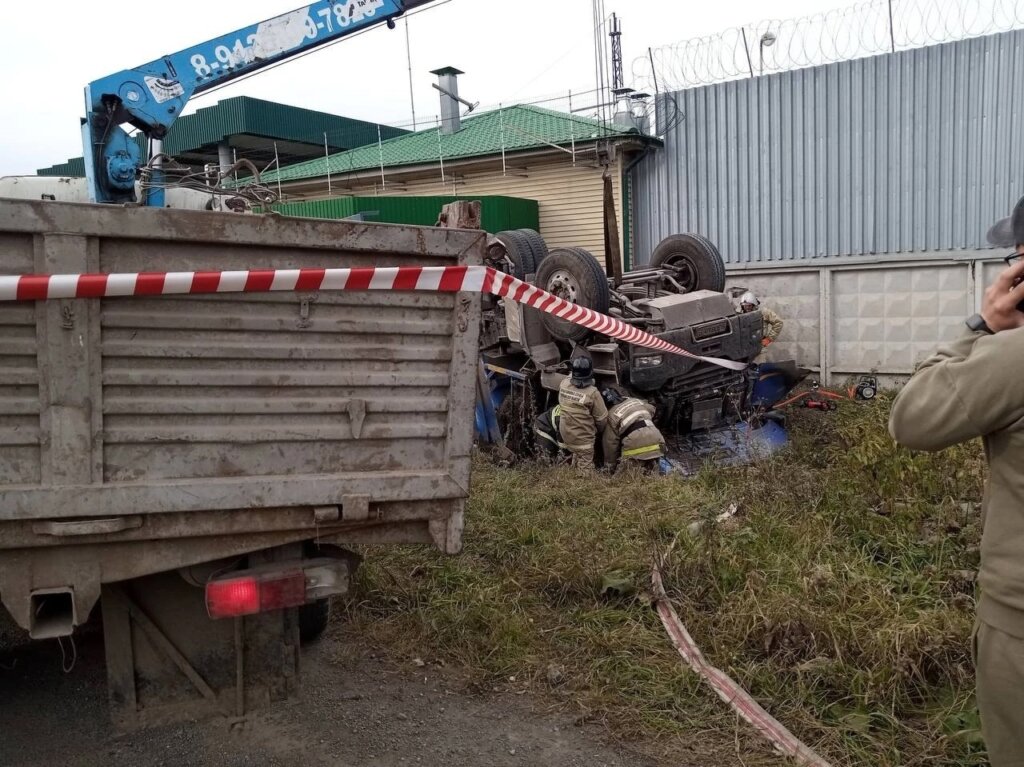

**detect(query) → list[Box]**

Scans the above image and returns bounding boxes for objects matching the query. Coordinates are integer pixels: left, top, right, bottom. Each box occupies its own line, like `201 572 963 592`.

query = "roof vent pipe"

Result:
430 67 467 134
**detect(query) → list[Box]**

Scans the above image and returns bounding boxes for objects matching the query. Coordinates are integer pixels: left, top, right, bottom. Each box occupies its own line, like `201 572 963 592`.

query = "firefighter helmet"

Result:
601 387 624 407
570 357 594 387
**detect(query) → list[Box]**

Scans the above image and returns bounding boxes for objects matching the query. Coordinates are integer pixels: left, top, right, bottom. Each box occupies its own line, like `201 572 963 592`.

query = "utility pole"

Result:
405 18 417 130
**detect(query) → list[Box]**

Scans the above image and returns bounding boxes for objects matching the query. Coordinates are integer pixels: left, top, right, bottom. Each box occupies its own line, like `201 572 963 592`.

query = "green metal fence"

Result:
270 195 539 234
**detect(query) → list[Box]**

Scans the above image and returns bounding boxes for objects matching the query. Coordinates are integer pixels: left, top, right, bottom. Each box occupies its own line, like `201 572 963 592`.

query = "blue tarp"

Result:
475 360 803 474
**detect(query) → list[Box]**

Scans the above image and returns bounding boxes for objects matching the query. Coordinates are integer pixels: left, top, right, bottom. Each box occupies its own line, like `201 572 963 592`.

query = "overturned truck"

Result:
477 230 767 456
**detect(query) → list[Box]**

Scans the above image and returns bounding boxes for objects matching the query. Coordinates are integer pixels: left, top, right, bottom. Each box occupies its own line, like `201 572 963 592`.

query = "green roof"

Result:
263 105 652 184
39 158 86 177
157 95 408 155
38 96 409 176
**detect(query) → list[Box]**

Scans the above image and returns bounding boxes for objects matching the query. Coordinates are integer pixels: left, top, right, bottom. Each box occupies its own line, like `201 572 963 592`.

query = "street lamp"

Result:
759 31 777 76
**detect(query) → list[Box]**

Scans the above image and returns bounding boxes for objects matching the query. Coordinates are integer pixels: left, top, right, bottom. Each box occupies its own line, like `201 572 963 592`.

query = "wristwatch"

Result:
965 314 994 334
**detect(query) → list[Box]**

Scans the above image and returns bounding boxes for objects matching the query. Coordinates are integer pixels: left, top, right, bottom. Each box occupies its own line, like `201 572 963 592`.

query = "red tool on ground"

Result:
776 376 877 411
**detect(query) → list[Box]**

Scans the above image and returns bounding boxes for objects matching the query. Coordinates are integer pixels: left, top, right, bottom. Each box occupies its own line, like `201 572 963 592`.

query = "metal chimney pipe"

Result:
430 66 464 134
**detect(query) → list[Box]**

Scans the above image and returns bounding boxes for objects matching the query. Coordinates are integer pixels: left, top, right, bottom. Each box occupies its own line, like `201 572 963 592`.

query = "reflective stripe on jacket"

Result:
603 398 665 463
558 379 607 453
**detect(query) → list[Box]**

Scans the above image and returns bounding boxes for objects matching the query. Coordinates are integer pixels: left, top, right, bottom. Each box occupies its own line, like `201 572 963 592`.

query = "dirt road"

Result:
0 625 661 767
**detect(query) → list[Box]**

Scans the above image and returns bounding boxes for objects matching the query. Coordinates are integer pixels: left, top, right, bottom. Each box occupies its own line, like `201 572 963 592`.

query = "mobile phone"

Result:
1012 274 1024 312
1004 254 1024 311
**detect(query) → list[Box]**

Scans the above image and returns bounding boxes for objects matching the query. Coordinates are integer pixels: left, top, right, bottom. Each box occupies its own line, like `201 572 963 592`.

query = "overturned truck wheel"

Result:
650 233 726 293
513 229 549 271
494 230 537 280
534 247 610 343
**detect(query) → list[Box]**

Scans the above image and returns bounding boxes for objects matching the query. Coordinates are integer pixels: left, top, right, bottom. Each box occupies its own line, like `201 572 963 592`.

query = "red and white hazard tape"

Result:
651 565 832 767
0 265 747 371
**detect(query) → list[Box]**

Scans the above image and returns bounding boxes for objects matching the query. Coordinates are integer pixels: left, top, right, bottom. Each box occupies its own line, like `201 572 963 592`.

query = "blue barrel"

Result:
751 364 793 409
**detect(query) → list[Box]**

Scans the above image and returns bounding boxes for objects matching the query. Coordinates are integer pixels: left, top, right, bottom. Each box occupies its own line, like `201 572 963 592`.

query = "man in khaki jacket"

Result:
557 357 607 470
889 196 1024 766
739 291 784 363
600 388 666 472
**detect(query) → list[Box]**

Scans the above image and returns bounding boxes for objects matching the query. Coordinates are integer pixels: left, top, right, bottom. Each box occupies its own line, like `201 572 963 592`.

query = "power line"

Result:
510 10 613 99
194 0 455 102
322 86 612 137
186 1 632 145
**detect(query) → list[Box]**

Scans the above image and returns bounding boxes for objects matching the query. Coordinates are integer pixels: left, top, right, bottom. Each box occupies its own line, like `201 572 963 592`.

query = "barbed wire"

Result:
632 0 1024 93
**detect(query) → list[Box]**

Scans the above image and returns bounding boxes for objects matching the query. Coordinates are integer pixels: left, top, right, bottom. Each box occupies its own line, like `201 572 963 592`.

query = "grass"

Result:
339 394 987 766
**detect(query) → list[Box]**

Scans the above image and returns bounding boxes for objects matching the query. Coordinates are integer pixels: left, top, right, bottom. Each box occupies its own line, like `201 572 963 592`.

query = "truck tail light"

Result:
207 577 260 617
206 571 306 619
205 556 352 620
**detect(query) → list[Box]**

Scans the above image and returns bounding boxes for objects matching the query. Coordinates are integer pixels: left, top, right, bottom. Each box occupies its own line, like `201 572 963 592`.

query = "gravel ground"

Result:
0 624 666 767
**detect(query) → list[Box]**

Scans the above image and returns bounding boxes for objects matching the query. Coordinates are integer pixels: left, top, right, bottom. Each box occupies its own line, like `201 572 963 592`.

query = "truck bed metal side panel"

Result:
0 200 482 612
0 230 40 488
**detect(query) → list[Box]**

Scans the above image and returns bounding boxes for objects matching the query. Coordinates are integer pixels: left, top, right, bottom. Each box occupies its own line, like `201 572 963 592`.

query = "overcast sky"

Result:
0 0 851 175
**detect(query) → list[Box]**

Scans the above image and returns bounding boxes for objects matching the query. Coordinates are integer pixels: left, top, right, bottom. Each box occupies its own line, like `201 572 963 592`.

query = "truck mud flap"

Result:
102 570 300 731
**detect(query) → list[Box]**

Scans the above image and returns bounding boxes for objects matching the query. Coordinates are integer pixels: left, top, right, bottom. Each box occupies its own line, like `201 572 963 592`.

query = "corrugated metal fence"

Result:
632 29 1024 266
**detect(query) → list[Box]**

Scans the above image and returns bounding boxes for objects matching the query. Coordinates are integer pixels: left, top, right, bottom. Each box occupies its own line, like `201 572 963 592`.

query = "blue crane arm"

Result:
83 0 433 205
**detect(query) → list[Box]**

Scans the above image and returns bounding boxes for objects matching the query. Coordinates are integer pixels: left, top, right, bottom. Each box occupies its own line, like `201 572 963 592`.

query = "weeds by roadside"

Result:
341 394 986 766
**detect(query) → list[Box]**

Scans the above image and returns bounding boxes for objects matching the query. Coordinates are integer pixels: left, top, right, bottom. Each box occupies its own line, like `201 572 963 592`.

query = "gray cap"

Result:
987 195 1024 248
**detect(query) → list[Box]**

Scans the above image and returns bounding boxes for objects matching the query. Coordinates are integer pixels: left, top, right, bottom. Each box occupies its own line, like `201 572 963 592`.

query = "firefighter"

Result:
533 404 566 459
557 357 608 470
601 388 666 472
739 291 783 363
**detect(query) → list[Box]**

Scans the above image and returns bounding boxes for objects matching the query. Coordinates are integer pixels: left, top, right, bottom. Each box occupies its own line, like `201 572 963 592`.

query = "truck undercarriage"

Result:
476 230 802 462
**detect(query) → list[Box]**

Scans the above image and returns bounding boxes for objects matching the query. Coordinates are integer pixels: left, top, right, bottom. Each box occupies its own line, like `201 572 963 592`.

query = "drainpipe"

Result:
624 145 652 176
622 145 654 270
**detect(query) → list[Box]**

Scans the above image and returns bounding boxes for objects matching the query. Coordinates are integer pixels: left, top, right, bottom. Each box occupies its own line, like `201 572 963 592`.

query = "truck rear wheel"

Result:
299 598 331 643
534 247 610 343
495 231 537 280
514 229 549 270
650 233 726 293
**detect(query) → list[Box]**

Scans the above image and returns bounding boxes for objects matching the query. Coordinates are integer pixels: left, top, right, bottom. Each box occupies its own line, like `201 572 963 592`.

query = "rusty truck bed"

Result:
0 199 483 631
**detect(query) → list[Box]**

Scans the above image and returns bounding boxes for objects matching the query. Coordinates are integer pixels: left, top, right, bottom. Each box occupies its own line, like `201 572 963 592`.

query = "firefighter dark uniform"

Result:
534 405 566 457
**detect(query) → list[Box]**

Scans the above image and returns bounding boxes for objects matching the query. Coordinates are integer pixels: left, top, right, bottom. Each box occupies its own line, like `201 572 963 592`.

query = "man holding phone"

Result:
889 195 1024 765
